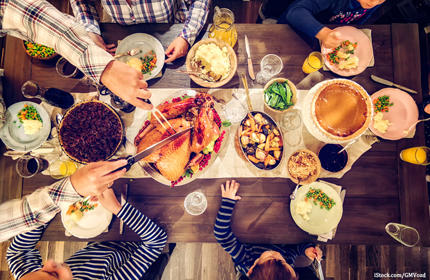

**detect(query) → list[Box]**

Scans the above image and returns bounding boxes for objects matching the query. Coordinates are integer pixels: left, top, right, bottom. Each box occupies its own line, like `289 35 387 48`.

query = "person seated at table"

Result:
279 0 386 48
213 180 322 280
3 161 168 280
69 0 210 63
1 0 152 110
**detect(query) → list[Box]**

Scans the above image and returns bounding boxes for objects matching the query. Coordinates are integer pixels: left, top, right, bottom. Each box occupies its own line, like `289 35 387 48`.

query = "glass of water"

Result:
256 54 283 85
385 222 420 247
184 191 208 216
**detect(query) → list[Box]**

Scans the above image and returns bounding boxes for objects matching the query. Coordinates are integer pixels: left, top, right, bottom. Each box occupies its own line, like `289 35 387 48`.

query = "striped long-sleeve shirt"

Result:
7 202 167 280
0 0 113 82
214 198 313 276
69 0 210 45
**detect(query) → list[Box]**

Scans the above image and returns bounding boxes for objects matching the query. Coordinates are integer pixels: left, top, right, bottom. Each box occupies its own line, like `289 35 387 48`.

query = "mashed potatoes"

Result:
22 119 42 135
373 112 391 134
296 200 312 221
193 43 230 81
338 55 359 70
126 57 143 72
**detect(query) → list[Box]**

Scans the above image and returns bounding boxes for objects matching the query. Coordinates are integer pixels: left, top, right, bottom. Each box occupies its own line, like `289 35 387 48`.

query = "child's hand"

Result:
305 246 323 261
316 27 342 49
221 180 241 201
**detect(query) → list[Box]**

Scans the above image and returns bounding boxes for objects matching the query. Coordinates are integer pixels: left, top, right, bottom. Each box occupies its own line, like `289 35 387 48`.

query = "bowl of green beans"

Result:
23 41 58 60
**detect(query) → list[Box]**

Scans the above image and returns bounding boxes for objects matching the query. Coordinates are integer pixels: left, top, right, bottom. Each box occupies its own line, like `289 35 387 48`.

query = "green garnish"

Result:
264 81 294 111
222 120 232 127
305 187 336 210
374 95 394 113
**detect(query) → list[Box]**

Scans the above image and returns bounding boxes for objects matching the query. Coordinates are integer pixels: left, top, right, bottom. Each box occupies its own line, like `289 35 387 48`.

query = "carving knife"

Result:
244 35 255 80
370 75 417 94
110 127 193 173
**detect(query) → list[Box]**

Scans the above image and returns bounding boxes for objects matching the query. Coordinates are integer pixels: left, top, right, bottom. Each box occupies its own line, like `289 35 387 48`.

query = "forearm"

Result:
2 0 112 82
0 178 81 241
214 198 247 263
69 0 102 35
180 0 210 45
6 226 45 279
117 203 167 248
284 0 330 38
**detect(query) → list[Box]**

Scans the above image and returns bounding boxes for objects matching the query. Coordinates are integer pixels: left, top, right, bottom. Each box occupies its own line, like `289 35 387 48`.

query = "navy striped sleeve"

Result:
6 226 45 279
111 203 167 280
213 198 248 264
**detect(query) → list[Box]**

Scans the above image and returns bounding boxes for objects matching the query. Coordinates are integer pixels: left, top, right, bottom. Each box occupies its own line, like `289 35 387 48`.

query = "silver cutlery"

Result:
119 183 128 235
114 48 141 59
371 75 417 94
244 35 255 80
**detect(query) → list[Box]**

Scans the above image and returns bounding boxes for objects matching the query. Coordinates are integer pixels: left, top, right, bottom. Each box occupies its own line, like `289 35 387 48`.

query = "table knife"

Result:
370 75 417 94
119 183 128 235
110 127 193 173
317 259 325 280
244 35 255 80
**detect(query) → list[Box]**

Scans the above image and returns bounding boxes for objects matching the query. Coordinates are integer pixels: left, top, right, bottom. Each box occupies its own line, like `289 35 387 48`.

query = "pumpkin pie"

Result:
312 80 372 141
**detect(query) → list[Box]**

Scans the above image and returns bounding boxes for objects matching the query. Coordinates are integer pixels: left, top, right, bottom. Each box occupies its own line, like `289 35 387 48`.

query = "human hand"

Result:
70 160 127 197
221 180 241 201
305 246 323 261
165 36 189 63
100 60 153 110
88 32 116 55
316 27 342 49
97 188 122 215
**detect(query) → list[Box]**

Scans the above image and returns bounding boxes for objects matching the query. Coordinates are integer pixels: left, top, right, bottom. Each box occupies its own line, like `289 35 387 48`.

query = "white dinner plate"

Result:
0 101 51 151
290 181 343 235
61 203 112 239
116 33 164 80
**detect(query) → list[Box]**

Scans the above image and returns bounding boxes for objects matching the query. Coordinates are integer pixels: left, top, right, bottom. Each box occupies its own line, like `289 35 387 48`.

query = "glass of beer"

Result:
302 52 323 74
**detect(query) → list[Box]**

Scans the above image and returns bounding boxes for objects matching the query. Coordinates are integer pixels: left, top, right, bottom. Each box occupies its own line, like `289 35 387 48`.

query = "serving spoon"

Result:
114 48 141 59
290 178 301 200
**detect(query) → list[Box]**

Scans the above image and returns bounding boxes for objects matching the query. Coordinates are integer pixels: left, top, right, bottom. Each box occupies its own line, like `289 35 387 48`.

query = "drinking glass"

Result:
302 52 323 74
48 159 78 179
385 222 420 247
318 144 348 173
56 57 84 79
184 191 208 216
281 109 302 146
400 146 430 165
256 54 283 85
97 85 135 113
223 90 248 123
16 155 48 178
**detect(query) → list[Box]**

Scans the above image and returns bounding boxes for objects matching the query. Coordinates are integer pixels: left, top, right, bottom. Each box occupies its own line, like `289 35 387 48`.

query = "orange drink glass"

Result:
400 146 430 165
302 52 323 74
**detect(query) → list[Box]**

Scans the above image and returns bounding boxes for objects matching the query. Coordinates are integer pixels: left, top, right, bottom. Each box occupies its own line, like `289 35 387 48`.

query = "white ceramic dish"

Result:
0 101 51 151
61 203 112 239
116 33 164 81
290 181 343 235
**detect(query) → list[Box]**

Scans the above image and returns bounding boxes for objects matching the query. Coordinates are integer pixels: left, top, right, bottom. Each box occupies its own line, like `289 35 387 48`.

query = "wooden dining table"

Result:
3 23 429 246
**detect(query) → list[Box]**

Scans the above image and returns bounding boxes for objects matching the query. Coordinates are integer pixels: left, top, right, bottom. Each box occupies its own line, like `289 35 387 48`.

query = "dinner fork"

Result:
142 99 176 135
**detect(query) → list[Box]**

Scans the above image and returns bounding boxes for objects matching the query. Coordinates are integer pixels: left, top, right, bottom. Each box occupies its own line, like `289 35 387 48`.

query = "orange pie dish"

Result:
312 80 372 141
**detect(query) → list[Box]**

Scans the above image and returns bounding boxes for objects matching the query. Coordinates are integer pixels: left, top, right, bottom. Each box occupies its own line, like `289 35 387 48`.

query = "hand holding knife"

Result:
245 35 255 80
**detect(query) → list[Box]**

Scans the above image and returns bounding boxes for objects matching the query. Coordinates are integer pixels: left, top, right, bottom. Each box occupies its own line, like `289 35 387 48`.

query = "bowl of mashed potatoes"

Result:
186 38 237 88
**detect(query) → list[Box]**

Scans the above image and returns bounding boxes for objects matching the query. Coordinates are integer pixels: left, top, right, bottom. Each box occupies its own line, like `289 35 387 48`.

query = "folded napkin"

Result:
322 28 374 71
315 180 346 242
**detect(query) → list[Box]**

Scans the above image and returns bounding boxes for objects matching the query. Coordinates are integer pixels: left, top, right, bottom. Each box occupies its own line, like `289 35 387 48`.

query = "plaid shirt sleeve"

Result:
69 0 102 35
180 0 210 45
0 178 82 242
0 0 113 82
